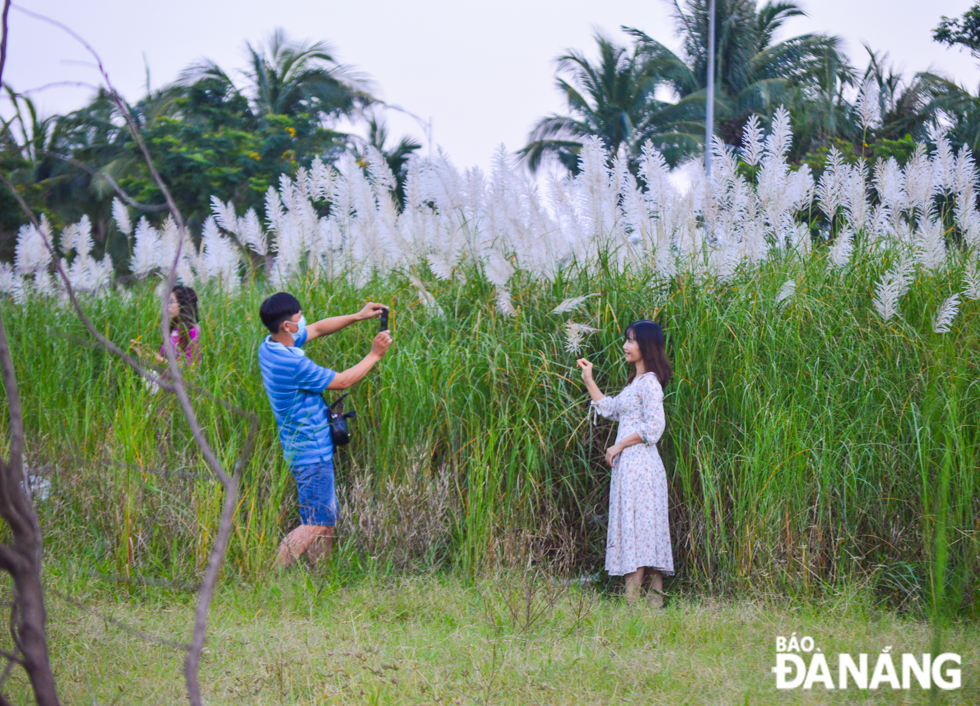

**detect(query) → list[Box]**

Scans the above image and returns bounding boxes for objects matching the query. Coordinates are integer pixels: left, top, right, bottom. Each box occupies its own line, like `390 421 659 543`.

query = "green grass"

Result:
4 570 978 704
2 242 979 616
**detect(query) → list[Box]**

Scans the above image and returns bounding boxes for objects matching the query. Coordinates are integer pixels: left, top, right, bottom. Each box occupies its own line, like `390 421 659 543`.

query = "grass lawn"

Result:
8 571 977 705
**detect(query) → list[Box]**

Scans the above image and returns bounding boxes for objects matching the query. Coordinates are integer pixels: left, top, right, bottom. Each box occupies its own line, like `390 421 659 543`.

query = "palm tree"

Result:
356 115 422 208
918 74 980 154
785 41 855 156
179 28 373 122
1 87 62 164
625 0 847 147
860 47 933 141
518 33 701 173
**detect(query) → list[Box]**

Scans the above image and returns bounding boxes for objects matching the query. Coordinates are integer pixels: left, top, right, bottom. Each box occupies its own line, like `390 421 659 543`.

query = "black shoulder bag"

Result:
325 392 357 447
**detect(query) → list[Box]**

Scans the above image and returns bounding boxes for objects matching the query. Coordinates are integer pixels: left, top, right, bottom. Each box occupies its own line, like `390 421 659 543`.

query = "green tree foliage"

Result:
0 29 379 267
920 5 980 157
519 33 701 173
119 81 347 228
522 1 853 174
793 46 933 172
178 28 372 120
0 89 59 261
627 0 848 150
933 4 980 60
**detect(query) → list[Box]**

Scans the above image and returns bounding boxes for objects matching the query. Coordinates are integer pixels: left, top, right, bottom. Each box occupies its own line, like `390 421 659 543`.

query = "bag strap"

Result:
328 391 350 412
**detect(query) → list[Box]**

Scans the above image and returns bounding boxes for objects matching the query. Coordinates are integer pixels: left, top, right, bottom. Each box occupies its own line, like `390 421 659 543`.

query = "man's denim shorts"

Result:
290 459 337 527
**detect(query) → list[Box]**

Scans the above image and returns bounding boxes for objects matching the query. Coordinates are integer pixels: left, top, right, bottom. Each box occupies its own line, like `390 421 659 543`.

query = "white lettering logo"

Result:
772 636 962 690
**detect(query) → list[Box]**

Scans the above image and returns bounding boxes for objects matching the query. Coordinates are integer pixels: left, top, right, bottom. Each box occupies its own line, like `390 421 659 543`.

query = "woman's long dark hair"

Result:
625 320 671 388
169 285 199 351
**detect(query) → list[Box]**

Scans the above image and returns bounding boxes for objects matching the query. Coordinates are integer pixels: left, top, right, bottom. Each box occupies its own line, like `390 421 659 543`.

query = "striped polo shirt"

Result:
258 329 337 466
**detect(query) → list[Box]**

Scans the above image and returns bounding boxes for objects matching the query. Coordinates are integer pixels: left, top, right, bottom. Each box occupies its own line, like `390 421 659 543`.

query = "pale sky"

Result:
3 0 979 175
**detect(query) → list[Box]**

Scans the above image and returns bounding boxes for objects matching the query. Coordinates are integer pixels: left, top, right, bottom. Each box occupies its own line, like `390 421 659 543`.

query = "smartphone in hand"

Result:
380 306 389 331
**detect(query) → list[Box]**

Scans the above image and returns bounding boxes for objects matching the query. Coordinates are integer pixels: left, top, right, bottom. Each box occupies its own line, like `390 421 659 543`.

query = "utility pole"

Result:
705 0 716 177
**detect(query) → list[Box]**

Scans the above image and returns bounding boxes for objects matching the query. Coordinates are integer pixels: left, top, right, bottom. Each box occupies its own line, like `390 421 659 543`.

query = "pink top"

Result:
161 324 201 363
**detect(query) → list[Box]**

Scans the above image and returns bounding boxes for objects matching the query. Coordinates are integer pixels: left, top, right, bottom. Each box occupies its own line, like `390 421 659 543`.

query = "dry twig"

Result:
1 5 252 704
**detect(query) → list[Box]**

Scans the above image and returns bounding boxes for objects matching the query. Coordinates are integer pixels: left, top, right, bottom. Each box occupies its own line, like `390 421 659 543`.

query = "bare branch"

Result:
0 529 57 704
0 655 17 690
0 4 59 703
0 0 9 84
9 7 244 704
0 313 29 544
12 79 101 94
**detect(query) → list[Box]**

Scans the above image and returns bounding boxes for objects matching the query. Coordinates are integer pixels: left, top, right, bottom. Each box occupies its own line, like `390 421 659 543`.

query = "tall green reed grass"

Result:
2 245 978 616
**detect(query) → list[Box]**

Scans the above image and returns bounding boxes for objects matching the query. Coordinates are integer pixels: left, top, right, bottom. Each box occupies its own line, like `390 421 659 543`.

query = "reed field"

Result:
4 243 979 614
2 113 980 701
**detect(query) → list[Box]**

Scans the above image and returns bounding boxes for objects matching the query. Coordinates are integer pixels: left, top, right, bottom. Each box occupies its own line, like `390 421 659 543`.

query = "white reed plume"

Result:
893 252 916 300
264 186 285 235
156 215 195 283
14 219 51 275
828 229 854 269
856 77 881 131
483 250 514 288
867 203 893 242
843 162 870 232
952 144 978 206
914 214 947 272
73 215 93 258
874 157 906 218
550 293 599 315
12 105 980 341
775 279 796 307
521 177 565 281
873 270 904 322
64 215 113 294
817 147 847 222
408 272 444 317
929 124 957 194
902 144 935 220
131 216 161 277
621 171 653 251
238 208 267 256
962 258 980 300
564 321 597 355
307 156 336 202
112 198 132 236
495 288 517 317
366 146 397 194
739 114 765 167
199 216 240 291
709 239 742 283
211 196 240 236
789 222 812 258
0 262 24 302
961 215 980 254
59 222 79 257
576 136 619 258
764 106 793 161
932 293 960 333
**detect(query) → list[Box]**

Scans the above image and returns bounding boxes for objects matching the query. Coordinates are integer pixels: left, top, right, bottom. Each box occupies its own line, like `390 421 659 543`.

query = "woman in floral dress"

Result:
577 320 673 605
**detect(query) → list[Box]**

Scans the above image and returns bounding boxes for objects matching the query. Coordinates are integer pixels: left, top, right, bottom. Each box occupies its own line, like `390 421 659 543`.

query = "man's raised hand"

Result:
358 302 387 321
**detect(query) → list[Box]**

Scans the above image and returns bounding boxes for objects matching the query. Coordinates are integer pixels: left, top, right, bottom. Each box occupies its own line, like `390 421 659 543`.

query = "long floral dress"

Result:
591 372 674 577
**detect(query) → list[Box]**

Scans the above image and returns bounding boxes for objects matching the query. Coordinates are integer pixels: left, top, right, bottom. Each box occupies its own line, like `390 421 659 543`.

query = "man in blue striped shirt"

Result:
258 292 392 568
